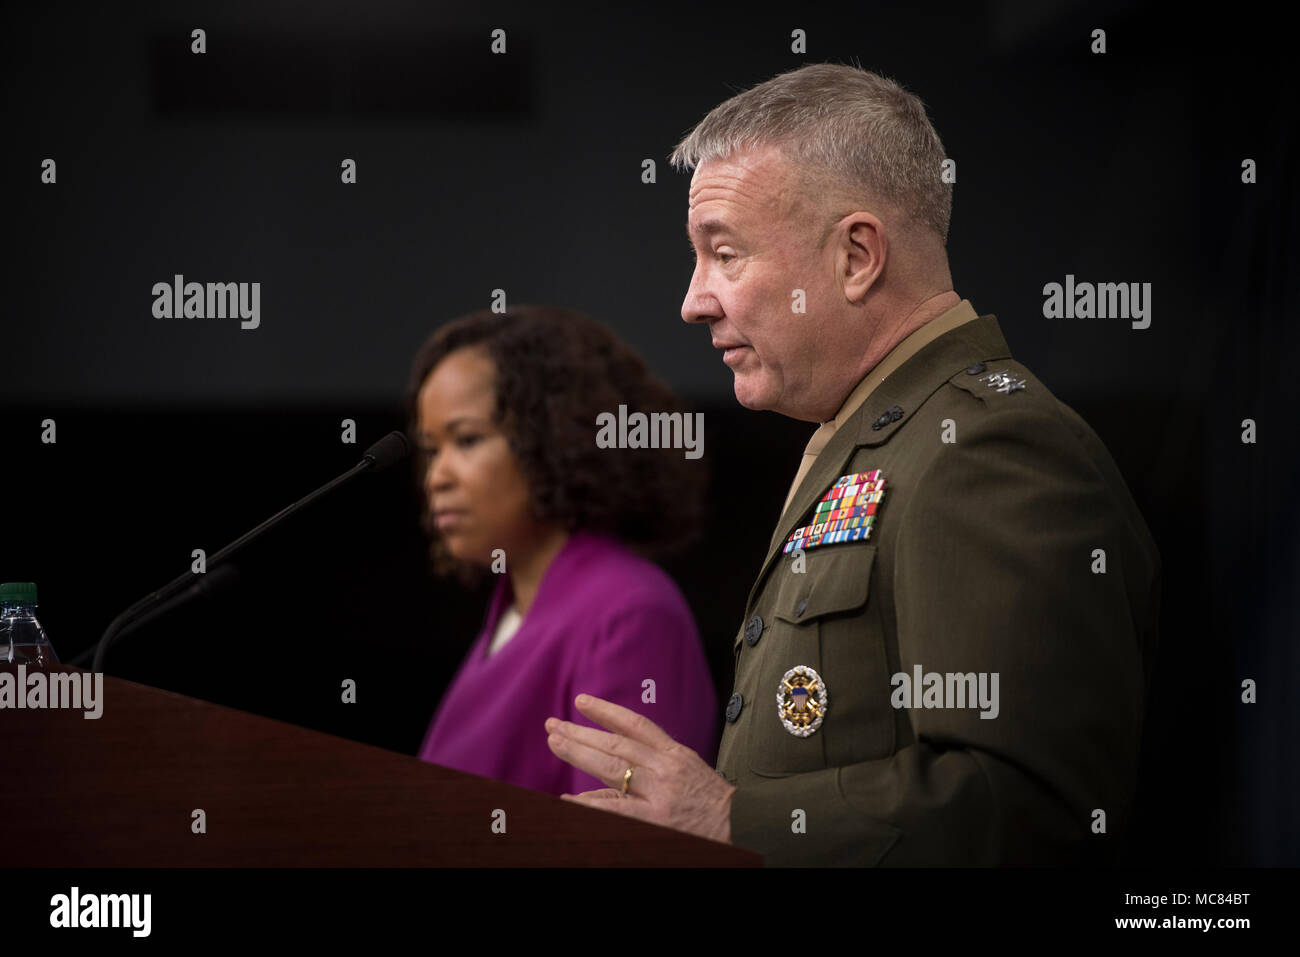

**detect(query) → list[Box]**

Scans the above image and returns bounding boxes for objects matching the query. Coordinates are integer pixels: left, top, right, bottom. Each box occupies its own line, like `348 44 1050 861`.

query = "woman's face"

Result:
415 346 538 567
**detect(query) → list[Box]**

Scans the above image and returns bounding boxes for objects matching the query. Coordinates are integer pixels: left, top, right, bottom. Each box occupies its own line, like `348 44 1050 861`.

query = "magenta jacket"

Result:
418 531 719 796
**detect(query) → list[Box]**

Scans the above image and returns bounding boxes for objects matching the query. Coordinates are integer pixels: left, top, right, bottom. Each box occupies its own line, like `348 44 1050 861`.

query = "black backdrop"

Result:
3 1 1296 867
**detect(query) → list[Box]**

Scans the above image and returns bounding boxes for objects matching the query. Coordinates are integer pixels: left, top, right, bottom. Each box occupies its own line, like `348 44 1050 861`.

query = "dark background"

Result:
3 1 1296 865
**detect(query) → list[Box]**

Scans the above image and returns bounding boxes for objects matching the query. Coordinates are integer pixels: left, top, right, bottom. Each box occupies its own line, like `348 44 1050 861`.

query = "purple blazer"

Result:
418 531 719 796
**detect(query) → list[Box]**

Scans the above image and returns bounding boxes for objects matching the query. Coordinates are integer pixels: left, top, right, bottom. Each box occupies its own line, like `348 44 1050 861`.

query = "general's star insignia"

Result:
980 369 1026 394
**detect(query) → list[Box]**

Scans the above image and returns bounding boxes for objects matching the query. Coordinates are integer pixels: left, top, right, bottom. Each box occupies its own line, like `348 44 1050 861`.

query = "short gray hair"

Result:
669 63 952 246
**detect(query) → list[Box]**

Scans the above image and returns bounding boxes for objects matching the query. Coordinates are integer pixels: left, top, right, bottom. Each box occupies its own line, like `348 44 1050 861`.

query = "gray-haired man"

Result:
546 63 1159 865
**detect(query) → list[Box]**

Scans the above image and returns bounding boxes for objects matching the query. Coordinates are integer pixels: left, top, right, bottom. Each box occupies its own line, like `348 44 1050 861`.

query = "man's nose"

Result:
681 264 718 324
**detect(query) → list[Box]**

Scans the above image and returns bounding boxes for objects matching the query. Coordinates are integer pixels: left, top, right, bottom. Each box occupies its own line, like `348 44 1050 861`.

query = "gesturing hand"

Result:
545 694 734 844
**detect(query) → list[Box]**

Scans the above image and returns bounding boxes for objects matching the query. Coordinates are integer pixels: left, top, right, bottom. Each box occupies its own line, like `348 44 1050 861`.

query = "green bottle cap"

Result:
0 582 37 603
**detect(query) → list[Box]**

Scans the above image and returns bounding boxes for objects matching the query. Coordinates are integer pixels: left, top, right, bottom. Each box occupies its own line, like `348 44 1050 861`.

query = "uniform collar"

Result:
747 312 1014 614
828 297 979 431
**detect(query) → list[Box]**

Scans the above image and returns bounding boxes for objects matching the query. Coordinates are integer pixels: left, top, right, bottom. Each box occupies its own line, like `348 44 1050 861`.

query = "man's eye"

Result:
716 252 734 264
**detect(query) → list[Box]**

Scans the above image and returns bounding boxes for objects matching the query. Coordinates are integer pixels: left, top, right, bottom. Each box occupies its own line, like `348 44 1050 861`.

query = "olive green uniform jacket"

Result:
716 314 1161 865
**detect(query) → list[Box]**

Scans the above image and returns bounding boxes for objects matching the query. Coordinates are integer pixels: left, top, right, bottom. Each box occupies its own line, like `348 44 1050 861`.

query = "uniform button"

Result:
744 615 764 646
795 598 808 618
965 361 987 375
725 693 744 723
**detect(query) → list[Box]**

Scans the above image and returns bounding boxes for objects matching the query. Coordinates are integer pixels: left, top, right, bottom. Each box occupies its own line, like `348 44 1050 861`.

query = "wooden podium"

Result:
0 665 760 866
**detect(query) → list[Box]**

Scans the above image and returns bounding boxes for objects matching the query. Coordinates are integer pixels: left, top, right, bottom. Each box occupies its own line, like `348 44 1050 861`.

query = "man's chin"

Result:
731 378 772 412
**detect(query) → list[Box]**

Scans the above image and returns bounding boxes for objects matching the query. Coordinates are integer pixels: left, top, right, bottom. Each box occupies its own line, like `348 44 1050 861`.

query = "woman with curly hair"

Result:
407 304 717 796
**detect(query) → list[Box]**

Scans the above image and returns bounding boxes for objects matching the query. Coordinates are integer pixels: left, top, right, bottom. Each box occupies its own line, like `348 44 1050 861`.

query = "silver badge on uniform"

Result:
778 665 828 737
979 369 1026 393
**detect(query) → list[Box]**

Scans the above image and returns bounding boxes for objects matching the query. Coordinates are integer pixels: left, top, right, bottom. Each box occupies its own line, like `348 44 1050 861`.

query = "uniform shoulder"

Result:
923 358 1126 488
919 357 1115 465
941 359 1056 414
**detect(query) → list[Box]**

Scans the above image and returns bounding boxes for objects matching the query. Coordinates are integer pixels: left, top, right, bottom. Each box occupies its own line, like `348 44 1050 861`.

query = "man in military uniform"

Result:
544 63 1159 865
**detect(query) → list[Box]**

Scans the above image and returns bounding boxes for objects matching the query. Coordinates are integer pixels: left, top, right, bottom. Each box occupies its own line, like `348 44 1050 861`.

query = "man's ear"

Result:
841 212 886 303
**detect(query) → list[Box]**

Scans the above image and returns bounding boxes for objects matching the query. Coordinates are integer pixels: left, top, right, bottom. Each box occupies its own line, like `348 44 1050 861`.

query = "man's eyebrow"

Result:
685 219 732 241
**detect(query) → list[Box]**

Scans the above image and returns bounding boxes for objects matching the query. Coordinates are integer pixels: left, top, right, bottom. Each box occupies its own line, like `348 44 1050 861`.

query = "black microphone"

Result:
80 431 411 673
361 430 412 473
70 564 242 670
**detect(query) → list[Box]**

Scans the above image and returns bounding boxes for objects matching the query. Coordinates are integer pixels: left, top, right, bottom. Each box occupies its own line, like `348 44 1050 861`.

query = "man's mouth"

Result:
716 343 751 366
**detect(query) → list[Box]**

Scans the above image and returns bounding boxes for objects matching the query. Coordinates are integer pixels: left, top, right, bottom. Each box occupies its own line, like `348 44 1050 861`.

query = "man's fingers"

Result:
546 715 659 771
560 788 622 801
562 790 653 822
547 728 658 792
572 695 679 750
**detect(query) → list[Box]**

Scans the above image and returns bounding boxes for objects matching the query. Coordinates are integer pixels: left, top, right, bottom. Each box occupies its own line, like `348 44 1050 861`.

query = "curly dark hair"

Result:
404 304 708 581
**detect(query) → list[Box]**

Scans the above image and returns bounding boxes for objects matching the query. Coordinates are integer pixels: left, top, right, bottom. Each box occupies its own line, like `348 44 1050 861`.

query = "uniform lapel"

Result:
764 417 860 561
746 400 875 615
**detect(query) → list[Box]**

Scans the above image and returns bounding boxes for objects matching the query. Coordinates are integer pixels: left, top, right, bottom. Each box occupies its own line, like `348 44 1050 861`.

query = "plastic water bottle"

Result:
1 582 59 666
